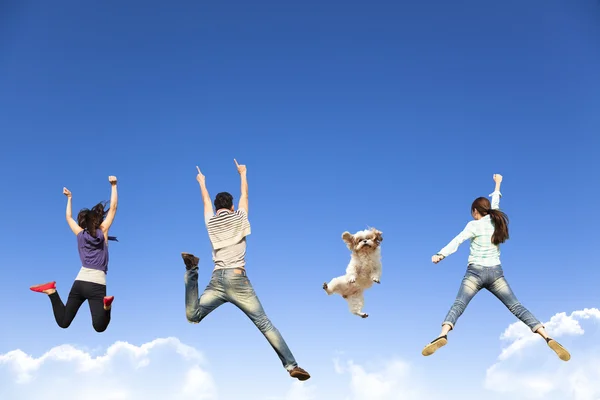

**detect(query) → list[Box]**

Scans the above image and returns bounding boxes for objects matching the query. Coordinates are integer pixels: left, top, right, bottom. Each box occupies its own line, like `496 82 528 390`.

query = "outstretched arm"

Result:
489 173 503 210
63 187 83 236
196 166 214 223
100 176 118 233
432 223 476 263
234 159 248 214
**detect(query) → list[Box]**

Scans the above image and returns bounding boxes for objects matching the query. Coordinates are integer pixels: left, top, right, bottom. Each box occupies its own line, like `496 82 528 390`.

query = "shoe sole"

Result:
422 337 447 356
548 340 571 361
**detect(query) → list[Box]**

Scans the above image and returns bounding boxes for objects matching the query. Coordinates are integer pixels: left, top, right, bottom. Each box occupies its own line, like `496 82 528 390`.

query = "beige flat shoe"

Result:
422 335 448 356
546 338 570 361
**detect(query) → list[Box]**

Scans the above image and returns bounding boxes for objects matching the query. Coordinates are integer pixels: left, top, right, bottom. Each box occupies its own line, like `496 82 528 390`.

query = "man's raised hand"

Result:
234 159 247 175
63 187 72 198
196 166 206 185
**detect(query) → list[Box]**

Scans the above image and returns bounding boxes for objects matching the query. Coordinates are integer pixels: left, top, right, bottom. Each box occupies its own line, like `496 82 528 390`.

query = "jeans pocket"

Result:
493 266 504 280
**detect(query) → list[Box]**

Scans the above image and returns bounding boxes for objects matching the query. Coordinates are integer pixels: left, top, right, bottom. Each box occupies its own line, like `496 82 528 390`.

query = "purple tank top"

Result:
77 229 109 273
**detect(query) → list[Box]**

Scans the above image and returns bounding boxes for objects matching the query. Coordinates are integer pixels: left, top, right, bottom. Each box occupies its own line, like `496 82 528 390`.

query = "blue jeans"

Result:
185 267 298 370
443 264 544 332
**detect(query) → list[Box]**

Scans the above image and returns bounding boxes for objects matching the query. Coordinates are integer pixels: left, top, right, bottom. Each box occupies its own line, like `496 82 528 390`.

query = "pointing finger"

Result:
196 166 201 174
234 159 239 167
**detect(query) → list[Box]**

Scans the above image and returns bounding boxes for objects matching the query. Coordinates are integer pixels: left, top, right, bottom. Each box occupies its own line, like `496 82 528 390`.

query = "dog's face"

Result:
342 228 383 253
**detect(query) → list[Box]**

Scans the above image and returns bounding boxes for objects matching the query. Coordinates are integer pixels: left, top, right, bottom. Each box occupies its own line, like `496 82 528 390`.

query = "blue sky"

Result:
0 0 599 399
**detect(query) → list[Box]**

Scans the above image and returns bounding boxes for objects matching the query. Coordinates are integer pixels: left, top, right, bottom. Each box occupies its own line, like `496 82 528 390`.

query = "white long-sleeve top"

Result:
438 191 502 266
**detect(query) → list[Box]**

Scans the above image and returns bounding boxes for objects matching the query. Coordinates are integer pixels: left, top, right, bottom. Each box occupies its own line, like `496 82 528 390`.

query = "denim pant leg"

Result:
442 267 484 329
226 272 298 370
185 268 227 323
487 267 544 332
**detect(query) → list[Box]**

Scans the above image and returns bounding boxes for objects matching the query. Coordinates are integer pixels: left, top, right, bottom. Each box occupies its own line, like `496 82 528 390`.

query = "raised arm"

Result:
196 166 214 223
489 173 503 210
100 176 118 233
63 187 83 236
432 222 476 263
234 159 248 214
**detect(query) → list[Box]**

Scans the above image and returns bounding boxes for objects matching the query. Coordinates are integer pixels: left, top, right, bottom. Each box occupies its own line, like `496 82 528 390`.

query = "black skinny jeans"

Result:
49 280 111 332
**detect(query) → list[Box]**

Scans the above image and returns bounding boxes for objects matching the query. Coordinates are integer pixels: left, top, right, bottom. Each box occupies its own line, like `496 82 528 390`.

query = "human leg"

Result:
488 268 570 361
183 253 227 323
83 281 111 333
48 281 86 329
422 266 483 356
441 267 483 332
487 268 543 332
226 270 309 380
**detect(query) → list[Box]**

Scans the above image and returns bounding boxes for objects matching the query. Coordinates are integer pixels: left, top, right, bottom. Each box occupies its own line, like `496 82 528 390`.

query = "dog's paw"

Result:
322 282 328 290
372 278 380 284
347 276 356 284
360 313 369 319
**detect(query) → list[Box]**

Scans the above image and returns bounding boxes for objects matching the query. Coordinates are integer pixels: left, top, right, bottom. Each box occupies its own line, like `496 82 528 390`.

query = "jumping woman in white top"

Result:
421 174 570 361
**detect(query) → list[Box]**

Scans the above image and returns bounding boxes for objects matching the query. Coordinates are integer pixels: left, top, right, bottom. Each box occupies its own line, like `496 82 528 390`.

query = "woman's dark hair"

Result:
471 197 509 245
214 192 234 211
77 202 108 238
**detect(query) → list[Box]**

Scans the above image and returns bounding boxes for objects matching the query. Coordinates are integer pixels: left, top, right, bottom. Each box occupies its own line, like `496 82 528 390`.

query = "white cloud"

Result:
283 381 319 400
2 309 598 400
0 337 217 400
485 308 600 400
333 358 427 400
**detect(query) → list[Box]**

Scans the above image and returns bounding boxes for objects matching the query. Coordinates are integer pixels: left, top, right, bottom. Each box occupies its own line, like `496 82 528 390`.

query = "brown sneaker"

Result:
181 253 199 270
289 366 310 381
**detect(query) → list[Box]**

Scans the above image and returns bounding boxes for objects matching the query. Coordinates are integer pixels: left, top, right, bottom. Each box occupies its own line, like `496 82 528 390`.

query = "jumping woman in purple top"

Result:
30 176 119 332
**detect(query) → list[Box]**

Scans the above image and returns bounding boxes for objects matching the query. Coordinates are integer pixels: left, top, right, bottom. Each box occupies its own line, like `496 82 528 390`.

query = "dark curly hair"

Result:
214 192 234 211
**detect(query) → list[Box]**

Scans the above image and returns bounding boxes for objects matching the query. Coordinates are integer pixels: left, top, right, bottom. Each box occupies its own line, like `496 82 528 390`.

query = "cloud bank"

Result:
485 308 600 400
0 337 217 400
1 308 598 400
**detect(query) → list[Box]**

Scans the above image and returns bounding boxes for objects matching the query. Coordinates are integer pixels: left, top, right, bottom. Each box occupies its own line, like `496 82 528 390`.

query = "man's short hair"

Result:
214 192 234 210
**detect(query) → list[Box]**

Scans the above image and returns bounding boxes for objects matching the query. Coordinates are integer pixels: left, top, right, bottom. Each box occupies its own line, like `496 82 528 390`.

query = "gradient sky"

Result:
0 1 598 399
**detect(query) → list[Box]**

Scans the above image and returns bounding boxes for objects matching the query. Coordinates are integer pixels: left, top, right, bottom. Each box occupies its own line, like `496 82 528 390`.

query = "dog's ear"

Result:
342 231 355 249
371 228 383 244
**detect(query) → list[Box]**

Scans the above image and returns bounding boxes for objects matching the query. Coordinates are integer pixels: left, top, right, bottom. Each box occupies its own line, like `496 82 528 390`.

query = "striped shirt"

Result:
438 191 503 266
205 208 251 270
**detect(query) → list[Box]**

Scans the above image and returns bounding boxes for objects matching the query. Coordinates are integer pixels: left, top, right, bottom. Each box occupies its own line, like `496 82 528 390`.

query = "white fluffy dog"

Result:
323 228 383 318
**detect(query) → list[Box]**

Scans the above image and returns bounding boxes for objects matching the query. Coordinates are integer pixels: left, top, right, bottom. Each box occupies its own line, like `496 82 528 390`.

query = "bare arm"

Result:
489 173 503 210
234 159 248 214
63 187 83 235
100 176 118 233
196 166 214 223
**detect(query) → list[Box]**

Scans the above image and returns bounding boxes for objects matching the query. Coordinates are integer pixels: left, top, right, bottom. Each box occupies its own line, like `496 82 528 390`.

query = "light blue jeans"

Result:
185 267 298 370
443 264 544 332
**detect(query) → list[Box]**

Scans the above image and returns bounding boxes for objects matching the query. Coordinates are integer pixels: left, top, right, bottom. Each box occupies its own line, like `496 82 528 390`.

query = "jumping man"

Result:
182 159 311 381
